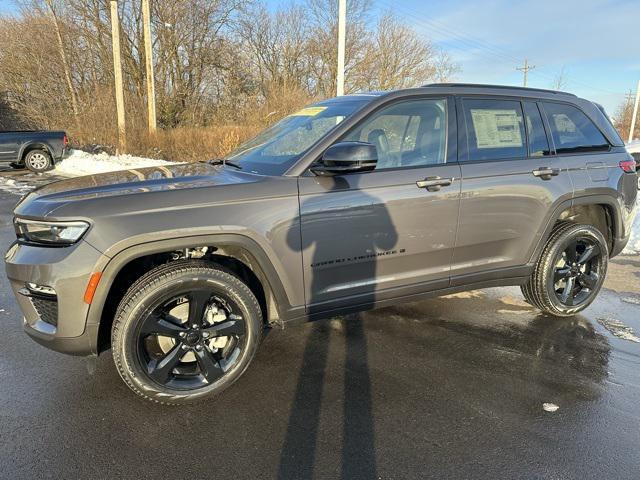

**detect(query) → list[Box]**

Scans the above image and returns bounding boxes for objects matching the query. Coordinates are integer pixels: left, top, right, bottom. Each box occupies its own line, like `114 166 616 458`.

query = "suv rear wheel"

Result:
24 149 53 173
522 223 608 317
112 260 263 404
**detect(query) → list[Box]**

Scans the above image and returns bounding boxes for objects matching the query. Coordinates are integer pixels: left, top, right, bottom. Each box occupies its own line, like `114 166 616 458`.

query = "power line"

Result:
372 0 626 96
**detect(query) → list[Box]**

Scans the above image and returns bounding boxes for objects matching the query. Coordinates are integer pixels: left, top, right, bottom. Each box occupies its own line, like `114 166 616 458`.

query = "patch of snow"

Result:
621 296 640 305
625 140 640 154
622 207 640 255
50 149 178 177
542 403 559 412
0 177 35 195
597 317 640 343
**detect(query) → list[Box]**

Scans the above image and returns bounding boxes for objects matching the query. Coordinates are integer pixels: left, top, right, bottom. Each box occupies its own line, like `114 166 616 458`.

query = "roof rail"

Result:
422 83 577 97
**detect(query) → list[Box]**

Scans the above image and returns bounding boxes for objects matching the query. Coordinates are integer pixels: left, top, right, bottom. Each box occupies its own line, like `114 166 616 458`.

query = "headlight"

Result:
13 218 90 246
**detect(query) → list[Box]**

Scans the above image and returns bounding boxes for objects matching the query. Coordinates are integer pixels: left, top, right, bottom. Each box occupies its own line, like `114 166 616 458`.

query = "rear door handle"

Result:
532 167 560 180
416 176 453 191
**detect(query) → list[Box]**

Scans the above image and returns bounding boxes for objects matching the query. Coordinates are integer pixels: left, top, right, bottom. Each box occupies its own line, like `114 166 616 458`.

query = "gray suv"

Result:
5 84 638 404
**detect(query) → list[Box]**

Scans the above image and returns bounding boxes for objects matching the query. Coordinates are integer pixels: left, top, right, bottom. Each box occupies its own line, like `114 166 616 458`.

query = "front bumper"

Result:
4 239 108 356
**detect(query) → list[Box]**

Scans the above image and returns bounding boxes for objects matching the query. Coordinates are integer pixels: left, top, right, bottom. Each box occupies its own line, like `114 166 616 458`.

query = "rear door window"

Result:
462 98 527 161
542 102 609 154
523 102 551 157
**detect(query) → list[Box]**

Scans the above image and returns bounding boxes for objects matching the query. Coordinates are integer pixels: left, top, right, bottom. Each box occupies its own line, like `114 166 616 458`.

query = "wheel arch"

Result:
19 142 54 164
530 195 622 264
89 234 295 354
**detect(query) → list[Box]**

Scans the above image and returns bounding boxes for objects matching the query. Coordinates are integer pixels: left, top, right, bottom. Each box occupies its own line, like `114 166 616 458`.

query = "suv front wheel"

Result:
112 260 263 404
522 223 608 317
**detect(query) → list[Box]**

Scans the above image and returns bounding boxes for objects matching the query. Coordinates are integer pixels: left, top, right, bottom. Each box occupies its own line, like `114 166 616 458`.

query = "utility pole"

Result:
624 89 634 106
110 1 126 154
336 0 346 96
516 59 535 87
142 0 157 135
629 80 640 143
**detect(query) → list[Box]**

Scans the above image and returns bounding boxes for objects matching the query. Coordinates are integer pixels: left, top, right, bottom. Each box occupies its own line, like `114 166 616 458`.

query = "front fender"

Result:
85 233 305 332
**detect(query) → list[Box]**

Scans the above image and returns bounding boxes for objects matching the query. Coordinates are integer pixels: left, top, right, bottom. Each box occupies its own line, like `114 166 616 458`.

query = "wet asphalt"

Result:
1 173 639 479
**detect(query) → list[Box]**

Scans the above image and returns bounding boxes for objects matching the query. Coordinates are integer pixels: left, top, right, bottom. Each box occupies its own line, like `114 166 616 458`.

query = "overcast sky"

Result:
1 0 637 114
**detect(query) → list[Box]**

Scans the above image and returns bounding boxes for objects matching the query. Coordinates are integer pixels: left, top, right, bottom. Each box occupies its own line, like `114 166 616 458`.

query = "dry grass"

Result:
128 125 261 162
68 123 261 162
61 83 311 162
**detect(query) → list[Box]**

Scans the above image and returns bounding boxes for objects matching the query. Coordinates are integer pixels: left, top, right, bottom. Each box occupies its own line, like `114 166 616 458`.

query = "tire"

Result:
521 223 608 317
24 149 53 173
112 260 263 405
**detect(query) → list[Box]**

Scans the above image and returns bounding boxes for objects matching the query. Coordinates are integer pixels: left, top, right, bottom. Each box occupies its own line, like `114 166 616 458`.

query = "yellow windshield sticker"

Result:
290 106 327 117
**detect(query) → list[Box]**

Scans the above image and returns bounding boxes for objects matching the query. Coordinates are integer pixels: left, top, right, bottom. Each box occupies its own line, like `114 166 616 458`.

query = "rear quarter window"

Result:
542 102 610 154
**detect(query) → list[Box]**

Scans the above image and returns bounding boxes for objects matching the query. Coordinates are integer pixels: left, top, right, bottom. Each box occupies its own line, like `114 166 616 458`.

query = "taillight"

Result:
619 159 636 173
63 134 68 147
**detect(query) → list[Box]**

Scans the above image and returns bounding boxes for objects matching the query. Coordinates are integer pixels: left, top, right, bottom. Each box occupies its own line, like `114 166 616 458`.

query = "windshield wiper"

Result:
200 158 243 170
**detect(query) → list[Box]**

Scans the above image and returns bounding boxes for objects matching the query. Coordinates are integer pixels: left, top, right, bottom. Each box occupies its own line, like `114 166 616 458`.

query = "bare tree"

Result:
236 4 310 96
614 97 639 141
431 50 461 83
356 13 439 90
551 66 568 90
305 0 372 96
44 0 79 121
0 0 462 153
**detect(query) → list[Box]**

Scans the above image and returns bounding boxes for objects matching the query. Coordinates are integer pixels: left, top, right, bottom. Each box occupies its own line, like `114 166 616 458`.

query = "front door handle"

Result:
532 167 560 180
416 176 453 191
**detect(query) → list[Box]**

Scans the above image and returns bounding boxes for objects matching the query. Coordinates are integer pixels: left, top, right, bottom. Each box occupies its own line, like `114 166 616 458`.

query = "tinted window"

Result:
542 102 609 154
343 99 447 170
226 97 370 175
463 99 526 161
523 102 550 157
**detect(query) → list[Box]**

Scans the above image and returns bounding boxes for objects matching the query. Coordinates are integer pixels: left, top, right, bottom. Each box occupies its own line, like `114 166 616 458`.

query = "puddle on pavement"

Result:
597 317 640 343
365 287 612 390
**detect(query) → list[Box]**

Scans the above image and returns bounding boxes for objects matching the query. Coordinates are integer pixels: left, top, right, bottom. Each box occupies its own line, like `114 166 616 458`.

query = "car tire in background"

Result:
23 149 53 173
111 260 263 405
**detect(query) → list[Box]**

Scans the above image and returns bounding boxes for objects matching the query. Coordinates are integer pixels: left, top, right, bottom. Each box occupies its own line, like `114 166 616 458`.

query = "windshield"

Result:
225 97 372 175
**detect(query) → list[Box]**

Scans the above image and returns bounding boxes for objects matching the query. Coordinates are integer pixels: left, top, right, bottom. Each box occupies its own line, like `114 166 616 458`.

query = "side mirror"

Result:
311 141 378 176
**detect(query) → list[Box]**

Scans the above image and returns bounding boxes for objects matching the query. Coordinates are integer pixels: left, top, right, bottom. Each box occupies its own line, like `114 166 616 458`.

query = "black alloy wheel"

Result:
521 223 608 317
136 290 246 390
112 260 262 404
552 237 602 307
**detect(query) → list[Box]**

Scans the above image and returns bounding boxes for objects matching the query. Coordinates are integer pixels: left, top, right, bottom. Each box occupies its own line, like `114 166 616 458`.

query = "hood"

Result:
28 162 231 199
14 162 262 218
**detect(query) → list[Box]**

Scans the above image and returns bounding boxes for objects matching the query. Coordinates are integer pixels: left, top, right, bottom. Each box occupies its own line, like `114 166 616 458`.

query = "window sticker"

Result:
470 109 523 149
552 113 577 132
290 106 328 117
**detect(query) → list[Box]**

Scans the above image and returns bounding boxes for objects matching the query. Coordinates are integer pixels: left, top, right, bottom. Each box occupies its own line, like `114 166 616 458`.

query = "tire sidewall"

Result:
113 267 261 403
24 150 52 173
542 225 608 315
